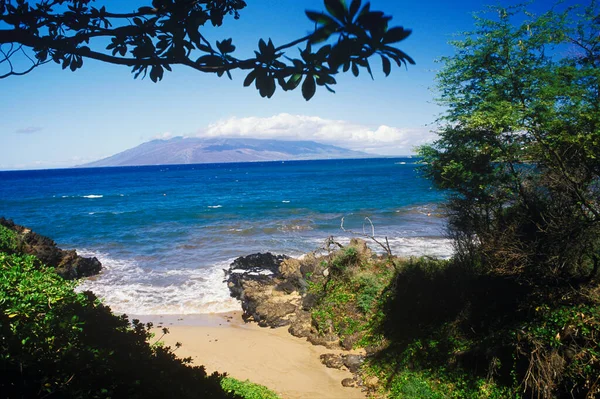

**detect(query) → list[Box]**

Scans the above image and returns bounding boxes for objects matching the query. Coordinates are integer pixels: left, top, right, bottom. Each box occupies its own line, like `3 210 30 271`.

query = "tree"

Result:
0 0 414 100
419 3 600 282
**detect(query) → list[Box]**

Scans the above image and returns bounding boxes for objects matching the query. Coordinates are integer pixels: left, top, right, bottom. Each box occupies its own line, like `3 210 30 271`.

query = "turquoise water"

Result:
0 158 450 314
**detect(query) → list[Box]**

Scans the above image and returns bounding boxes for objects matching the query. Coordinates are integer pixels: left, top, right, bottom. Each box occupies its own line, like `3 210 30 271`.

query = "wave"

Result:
82 195 103 199
304 235 453 259
207 205 222 209
76 251 240 315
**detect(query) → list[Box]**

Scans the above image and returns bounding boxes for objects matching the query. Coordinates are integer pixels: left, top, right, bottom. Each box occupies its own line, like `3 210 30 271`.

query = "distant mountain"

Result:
81 137 372 167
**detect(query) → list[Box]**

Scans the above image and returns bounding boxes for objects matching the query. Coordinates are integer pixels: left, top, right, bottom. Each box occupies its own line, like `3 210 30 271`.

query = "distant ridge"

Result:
81 137 373 167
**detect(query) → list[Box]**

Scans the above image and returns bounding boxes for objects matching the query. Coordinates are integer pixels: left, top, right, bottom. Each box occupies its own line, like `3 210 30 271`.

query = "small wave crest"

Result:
305 236 453 259
76 251 240 315
207 205 222 209
82 194 103 199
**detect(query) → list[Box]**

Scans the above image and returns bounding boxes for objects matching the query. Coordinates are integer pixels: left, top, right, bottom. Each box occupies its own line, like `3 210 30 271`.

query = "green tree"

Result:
419 2 600 282
0 0 414 99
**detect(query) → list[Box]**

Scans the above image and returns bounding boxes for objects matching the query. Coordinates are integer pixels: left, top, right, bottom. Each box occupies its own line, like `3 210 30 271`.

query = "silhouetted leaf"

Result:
349 0 361 20
325 0 346 22
287 74 303 90
243 70 256 87
305 11 338 26
383 27 411 44
381 55 391 76
149 65 163 82
302 74 316 100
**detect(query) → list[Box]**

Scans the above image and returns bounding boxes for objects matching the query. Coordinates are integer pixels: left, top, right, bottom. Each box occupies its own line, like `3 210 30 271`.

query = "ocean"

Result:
0 158 451 315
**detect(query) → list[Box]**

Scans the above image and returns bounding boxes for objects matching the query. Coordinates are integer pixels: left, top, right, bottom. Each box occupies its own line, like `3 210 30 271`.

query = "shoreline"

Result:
141 312 366 399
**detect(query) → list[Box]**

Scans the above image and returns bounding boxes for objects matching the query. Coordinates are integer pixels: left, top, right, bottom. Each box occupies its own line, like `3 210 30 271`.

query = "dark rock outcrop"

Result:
0 218 102 279
224 251 342 348
319 353 365 373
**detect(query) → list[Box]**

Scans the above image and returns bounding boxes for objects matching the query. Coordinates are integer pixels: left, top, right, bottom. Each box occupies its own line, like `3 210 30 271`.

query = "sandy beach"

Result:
139 312 366 399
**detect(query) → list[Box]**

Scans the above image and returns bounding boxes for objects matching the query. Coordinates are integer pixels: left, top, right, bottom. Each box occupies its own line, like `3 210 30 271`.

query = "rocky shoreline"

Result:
0 218 102 280
224 240 379 390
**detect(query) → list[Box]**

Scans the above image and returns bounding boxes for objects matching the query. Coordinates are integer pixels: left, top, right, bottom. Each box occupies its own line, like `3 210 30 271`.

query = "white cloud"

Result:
197 113 437 155
153 131 174 140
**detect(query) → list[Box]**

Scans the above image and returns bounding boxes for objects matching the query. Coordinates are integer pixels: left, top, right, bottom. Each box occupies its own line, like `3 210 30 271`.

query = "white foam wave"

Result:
82 194 103 198
207 205 222 208
76 251 240 315
282 200 291 203
305 236 454 259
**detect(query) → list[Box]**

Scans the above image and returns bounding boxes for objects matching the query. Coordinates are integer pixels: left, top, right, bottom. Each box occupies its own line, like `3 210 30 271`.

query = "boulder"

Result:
0 218 102 280
320 354 344 369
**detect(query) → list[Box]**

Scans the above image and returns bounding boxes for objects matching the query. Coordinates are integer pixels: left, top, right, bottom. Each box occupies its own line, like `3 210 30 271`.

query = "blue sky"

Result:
0 0 578 170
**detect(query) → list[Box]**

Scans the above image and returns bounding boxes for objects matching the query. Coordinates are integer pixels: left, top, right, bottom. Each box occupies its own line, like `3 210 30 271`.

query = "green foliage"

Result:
0 224 18 253
0 0 414 99
0 252 237 398
419 2 600 281
220 377 282 399
415 3 600 396
308 244 394 343
517 303 600 397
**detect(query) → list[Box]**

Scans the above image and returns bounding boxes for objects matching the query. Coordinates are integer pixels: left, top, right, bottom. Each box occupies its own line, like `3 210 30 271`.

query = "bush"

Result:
0 225 18 253
221 378 281 399
0 252 238 399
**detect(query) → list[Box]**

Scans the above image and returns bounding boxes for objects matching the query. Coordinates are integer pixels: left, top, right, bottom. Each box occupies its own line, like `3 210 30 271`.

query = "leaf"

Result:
351 62 359 77
149 65 163 82
383 27 412 44
310 26 336 44
324 0 346 22
381 55 391 76
258 39 267 54
243 70 257 87
138 6 154 13
302 74 316 100
287 74 303 90
349 0 361 20
306 11 338 26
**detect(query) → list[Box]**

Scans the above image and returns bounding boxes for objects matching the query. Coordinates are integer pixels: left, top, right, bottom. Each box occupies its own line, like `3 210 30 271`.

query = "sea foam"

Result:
76 250 240 315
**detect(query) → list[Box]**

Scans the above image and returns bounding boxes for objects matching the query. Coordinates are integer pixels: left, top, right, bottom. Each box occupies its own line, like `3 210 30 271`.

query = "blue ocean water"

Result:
0 158 451 314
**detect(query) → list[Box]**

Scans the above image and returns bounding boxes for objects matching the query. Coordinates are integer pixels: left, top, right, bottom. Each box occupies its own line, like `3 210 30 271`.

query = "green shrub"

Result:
0 225 18 253
0 252 237 399
221 377 281 399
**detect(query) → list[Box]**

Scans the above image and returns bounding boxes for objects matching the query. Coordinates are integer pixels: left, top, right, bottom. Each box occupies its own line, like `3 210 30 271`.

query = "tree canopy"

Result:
0 0 414 100
419 2 600 281
418 5 600 396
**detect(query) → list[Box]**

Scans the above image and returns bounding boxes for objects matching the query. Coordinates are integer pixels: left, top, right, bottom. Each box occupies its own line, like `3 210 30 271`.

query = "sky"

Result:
0 0 582 170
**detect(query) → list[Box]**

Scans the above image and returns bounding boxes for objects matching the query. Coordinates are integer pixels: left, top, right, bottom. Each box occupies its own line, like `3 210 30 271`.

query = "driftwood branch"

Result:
340 216 393 257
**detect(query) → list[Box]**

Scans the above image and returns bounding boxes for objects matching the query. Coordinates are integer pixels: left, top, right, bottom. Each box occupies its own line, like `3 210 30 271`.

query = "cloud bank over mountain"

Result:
198 113 436 155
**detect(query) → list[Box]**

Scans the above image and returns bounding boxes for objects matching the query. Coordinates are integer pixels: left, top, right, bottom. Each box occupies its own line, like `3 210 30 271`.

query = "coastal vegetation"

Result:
0 222 276 398
288 2 600 398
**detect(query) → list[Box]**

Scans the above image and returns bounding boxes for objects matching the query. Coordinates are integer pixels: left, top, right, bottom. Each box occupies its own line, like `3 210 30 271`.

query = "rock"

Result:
0 218 102 280
225 252 288 301
363 375 379 389
341 332 362 350
320 354 344 369
341 378 357 387
275 281 296 294
343 354 364 373
301 293 319 310
280 258 302 279
323 268 329 277
56 250 102 280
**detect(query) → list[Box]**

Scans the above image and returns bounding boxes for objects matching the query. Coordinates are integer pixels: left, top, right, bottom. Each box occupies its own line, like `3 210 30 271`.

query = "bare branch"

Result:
341 216 393 257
